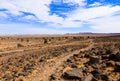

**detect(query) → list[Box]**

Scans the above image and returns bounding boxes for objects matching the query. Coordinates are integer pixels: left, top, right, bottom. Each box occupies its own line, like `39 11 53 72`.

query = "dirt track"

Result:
26 39 94 81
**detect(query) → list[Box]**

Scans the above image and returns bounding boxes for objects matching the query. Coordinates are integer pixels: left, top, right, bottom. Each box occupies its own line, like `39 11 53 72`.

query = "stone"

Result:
115 62 120 72
84 74 93 81
106 61 115 67
84 54 90 58
66 58 73 63
106 50 112 54
73 54 79 57
109 54 116 61
91 70 108 81
116 53 120 61
3 74 13 80
50 74 58 80
89 56 100 64
24 64 34 71
63 67 85 79
109 53 120 61
101 55 109 60
18 72 27 76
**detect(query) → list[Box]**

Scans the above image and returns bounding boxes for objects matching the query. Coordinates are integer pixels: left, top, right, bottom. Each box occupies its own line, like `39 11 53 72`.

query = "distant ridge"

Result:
65 32 120 36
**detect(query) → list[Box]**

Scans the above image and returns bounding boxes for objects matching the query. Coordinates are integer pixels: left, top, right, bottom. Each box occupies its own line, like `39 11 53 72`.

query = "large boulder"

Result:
63 67 85 80
84 74 93 81
91 70 108 81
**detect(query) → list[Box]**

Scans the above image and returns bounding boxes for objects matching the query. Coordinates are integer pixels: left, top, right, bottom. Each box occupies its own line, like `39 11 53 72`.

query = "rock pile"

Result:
61 43 120 81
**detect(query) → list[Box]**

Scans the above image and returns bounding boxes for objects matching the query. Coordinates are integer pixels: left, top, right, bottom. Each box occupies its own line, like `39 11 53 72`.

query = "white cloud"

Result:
52 0 86 6
0 0 120 33
0 0 85 27
63 0 86 6
68 5 120 21
89 15 120 33
89 2 101 7
22 15 37 21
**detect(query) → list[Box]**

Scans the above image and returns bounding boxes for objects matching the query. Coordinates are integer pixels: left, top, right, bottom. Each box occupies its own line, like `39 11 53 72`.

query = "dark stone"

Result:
24 64 34 70
106 61 115 67
91 48 95 51
109 54 116 61
101 55 108 60
97 74 108 81
84 54 90 58
66 58 73 63
115 62 120 72
18 72 27 76
106 50 112 54
50 74 58 80
116 53 120 61
39 57 46 62
63 67 85 80
97 51 103 55
91 70 99 75
52 52 59 57
89 56 100 64
73 54 79 57
19 78 24 81
91 70 108 81
71 64 78 68
109 53 120 61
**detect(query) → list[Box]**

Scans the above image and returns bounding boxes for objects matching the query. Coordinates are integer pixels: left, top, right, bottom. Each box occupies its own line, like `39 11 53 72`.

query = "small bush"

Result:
26 39 29 42
43 38 48 44
17 43 24 47
21 38 24 42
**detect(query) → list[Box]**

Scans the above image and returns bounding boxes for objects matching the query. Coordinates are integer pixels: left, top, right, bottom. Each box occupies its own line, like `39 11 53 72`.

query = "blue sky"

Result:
0 0 120 34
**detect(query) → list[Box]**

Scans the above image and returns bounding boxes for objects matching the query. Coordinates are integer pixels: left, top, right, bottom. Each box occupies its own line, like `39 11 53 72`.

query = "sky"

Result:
0 0 120 34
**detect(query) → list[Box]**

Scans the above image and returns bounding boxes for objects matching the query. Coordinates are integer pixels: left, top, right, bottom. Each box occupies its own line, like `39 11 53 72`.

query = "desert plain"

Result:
0 34 120 81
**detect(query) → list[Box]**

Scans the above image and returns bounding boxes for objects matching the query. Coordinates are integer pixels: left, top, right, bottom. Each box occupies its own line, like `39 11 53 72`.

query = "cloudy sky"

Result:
0 0 120 34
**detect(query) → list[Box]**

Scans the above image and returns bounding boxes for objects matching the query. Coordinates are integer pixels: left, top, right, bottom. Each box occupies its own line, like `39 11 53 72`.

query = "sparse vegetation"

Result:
17 43 24 47
43 38 48 44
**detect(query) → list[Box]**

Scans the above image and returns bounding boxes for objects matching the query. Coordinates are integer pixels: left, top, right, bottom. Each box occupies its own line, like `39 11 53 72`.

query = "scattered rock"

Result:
106 50 112 54
3 74 13 80
71 64 78 68
115 62 120 72
24 64 34 71
18 72 27 76
66 57 73 63
50 74 58 80
89 56 100 64
101 55 109 60
84 74 93 81
116 53 120 61
73 54 79 57
106 61 115 67
91 70 108 81
84 54 90 58
63 67 85 80
109 54 116 61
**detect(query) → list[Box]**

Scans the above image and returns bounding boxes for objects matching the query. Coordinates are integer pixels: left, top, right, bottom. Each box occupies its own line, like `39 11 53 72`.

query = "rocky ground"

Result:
0 36 120 81
49 37 120 81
